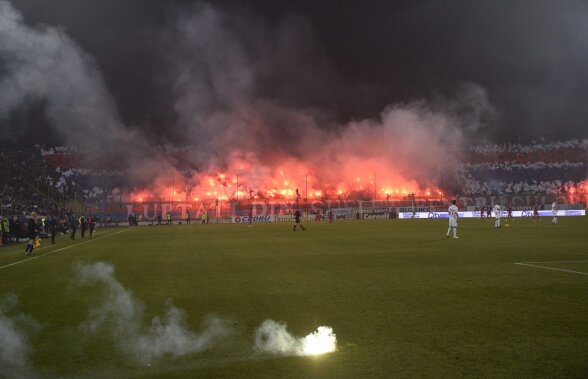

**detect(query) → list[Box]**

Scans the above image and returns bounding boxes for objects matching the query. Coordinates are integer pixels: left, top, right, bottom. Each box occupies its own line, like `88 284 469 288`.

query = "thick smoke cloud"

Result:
75 262 234 362
3 0 588 147
0 293 39 379
163 3 494 192
0 0 496 194
0 0 140 149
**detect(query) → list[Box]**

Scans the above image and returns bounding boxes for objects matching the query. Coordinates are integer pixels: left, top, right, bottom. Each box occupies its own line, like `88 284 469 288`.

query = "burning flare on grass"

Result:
254 319 336 356
300 326 337 356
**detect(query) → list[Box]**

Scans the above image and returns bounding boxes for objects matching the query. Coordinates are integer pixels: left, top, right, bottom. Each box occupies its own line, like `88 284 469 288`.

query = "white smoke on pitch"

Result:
75 262 234 362
0 293 39 379
254 319 336 356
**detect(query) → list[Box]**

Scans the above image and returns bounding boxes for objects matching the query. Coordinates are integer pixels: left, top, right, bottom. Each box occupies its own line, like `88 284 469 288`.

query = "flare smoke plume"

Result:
0 1 496 198
75 262 234 361
0 1 141 150
0 293 39 379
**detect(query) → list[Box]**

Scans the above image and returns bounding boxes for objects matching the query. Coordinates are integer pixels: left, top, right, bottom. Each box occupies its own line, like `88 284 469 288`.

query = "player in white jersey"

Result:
551 201 558 224
493 204 502 228
446 200 459 239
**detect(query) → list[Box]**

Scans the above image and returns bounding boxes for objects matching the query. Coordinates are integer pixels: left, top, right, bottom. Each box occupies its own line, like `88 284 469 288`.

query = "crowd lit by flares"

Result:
128 164 445 203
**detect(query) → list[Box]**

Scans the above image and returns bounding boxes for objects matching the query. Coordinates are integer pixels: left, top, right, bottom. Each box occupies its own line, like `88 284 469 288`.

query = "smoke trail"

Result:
0 293 39 379
0 0 496 196
163 3 495 196
254 319 336 356
75 262 234 362
0 0 141 150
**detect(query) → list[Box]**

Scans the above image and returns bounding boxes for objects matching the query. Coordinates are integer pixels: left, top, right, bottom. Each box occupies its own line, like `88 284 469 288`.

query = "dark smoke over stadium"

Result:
1 2 588 378
1 1 585 202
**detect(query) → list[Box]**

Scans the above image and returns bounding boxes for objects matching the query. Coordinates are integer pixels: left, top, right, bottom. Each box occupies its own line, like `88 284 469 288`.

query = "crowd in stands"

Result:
458 139 587 196
465 139 586 161
0 147 102 225
0 148 58 216
1 141 586 219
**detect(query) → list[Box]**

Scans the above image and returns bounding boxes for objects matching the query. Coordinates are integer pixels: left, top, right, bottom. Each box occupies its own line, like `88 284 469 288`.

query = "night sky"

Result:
3 0 588 144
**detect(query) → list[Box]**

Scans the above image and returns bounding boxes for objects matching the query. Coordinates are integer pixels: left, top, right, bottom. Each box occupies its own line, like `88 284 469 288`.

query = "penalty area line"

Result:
514 262 588 277
0 228 131 270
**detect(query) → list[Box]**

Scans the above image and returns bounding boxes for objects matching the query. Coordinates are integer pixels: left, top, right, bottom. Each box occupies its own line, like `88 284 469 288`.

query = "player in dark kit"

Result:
24 212 38 256
88 216 96 237
293 209 306 231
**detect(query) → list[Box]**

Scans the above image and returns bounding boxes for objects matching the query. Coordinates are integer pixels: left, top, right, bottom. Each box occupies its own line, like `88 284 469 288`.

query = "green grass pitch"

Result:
1 217 587 378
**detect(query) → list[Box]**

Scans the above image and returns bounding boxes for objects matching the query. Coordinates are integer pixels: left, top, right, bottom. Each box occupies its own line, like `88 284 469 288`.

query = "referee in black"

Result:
293 209 306 231
24 212 38 256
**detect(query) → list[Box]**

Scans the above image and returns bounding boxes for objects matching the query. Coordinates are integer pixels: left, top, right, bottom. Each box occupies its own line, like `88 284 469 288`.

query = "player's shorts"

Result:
449 218 458 228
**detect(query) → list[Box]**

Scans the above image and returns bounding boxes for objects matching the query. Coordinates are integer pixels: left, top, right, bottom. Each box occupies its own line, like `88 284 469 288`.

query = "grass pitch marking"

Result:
0 228 130 270
514 261 588 276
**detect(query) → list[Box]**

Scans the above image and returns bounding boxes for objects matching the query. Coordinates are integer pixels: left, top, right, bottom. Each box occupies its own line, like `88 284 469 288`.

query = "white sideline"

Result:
515 260 588 264
514 261 588 276
0 228 130 270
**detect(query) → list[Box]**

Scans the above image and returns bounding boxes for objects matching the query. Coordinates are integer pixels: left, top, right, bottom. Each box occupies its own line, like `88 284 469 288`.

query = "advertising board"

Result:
398 210 585 219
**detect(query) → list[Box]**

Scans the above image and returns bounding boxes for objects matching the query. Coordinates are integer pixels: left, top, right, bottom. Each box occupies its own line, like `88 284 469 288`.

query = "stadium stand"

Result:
458 139 587 197
1 141 586 225
0 147 86 216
